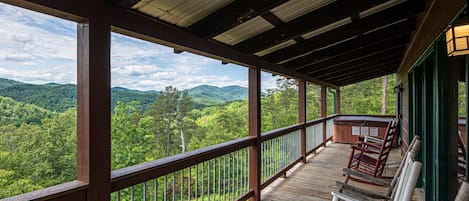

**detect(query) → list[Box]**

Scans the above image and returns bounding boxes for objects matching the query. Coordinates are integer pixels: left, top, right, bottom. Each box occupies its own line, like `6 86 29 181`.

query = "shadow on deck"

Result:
261 142 403 201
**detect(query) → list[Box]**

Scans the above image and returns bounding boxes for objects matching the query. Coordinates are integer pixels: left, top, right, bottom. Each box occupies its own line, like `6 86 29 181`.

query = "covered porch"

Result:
261 142 404 201
1 0 467 200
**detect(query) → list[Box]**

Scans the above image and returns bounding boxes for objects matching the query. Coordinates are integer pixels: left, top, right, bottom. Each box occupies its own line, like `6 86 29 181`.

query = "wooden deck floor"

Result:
261 142 405 201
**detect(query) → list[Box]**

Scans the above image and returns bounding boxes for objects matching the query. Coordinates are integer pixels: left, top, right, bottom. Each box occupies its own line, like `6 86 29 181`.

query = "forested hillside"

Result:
0 78 248 112
0 75 398 198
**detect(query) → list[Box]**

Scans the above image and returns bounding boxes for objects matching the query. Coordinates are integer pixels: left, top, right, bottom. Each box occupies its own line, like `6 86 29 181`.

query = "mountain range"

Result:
0 78 248 112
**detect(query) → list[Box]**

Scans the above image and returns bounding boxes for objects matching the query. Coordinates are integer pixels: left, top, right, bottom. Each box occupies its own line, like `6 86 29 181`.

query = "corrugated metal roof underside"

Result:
124 0 425 86
270 0 336 22
132 0 233 27
213 16 274 46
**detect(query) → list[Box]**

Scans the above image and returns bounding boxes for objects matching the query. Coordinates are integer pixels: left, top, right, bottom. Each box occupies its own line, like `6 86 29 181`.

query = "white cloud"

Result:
0 3 77 84
0 66 75 84
0 3 249 91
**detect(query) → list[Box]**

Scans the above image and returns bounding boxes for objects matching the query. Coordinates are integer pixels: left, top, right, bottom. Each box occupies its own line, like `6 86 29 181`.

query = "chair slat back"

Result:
392 153 422 201
374 119 399 175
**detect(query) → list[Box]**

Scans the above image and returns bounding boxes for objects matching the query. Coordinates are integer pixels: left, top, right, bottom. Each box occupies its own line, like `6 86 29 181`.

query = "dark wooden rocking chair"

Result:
345 118 399 183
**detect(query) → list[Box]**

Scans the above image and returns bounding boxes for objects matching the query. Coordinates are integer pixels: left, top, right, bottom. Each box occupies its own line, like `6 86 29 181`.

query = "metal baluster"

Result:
196 164 199 201
246 150 251 194
232 152 235 201
154 178 158 201
213 159 216 201
188 167 191 201
283 135 286 168
218 157 221 201
181 169 184 201
201 162 205 201
223 155 226 201
236 150 240 198
208 160 211 201
117 190 121 201
261 142 265 181
144 182 147 201
131 186 135 201
172 173 176 201
164 175 167 201
228 153 231 201
244 148 247 194
269 139 275 178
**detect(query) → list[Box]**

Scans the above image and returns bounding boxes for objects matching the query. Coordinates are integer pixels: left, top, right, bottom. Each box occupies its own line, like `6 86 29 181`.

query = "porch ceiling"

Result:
114 0 427 86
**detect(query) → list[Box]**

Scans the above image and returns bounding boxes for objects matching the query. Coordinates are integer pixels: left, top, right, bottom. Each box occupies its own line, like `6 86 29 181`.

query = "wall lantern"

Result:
393 84 403 93
446 22 469 56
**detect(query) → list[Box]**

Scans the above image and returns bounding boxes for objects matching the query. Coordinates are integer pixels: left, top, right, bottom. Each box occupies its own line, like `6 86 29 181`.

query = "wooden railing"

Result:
3 115 339 201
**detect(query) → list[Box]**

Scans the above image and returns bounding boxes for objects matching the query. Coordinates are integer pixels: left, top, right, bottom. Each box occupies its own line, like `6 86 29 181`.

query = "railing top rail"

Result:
336 114 396 118
1 181 88 201
111 136 255 191
261 123 303 142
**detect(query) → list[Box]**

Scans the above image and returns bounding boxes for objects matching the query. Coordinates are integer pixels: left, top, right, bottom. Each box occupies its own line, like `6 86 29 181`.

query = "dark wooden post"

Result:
299 80 307 162
321 83 327 144
335 88 340 114
248 67 261 201
465 55 469 182
432 37 458 200
77 21 111 201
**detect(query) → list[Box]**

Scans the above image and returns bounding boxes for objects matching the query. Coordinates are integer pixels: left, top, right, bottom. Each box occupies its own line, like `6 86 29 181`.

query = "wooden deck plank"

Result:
261 142 406 201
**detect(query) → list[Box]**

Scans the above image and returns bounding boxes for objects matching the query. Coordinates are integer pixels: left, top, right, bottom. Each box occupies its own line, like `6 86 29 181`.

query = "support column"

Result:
299 80 307 162
432 37 458 200
321 84 327 144
335 88 340 114
465 55 469 182
248 67 261 201
77 21 111 201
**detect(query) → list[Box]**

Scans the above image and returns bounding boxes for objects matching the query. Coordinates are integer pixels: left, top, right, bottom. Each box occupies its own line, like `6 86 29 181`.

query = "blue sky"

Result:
0 3 279 91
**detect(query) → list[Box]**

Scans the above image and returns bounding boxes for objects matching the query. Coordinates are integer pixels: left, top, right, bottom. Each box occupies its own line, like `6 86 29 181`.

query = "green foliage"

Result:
188 85 248 109
458 81 466 117
306 83 321 121
0 96 52 126
340 74 396 115
0 108 76 198
261 78 298 132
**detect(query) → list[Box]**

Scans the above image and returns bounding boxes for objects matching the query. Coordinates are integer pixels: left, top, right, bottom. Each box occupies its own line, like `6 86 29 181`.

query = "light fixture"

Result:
446 22 469 56
446 1 469 57
393 84 403 93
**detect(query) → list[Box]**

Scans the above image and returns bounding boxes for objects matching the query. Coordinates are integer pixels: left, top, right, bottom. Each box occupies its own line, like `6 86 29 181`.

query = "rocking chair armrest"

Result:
351 145 380 155
342 168 391 186
358 141 381 149
335 182 391 200
364 136 383 143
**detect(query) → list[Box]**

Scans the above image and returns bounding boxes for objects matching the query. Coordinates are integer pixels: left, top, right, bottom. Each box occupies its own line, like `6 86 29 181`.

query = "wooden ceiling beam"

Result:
290 33 410 70
249 0 422 56
334 68 397 86
301 44 407 75
186 0 289 38
265 16 415 64
314 54 403 79
324 60 401 81
234 0 387 53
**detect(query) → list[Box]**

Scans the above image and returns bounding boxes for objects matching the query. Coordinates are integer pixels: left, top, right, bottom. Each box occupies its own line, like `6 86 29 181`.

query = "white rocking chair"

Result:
332 136 422 201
